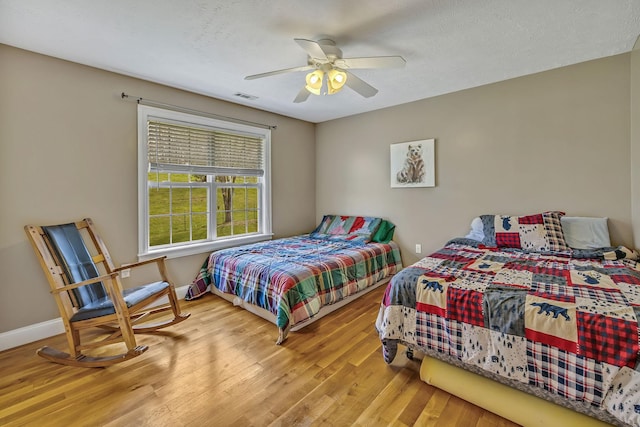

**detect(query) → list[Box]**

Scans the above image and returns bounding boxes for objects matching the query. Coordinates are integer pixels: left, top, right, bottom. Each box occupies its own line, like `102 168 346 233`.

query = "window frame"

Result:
137 105 272 260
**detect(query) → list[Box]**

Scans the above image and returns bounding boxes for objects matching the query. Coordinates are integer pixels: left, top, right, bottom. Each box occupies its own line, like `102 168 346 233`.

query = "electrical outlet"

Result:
120 268 131 278
415 244 422 254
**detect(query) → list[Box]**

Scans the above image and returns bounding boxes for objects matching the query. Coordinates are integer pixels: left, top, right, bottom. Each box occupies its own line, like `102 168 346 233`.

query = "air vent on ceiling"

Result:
234 92 258 100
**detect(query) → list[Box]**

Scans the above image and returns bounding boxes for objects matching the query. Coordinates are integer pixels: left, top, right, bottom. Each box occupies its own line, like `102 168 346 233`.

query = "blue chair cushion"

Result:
43 223 108 307
70 281 169 322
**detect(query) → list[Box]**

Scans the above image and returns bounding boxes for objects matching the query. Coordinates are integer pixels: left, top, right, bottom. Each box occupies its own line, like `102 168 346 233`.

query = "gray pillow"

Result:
480 215 496 246
560 217 610 249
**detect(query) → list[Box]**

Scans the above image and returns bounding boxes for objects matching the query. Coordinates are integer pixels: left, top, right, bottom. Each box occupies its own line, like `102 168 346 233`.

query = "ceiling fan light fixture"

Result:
246 38 404 102
305 70 324 95
327 69 347 94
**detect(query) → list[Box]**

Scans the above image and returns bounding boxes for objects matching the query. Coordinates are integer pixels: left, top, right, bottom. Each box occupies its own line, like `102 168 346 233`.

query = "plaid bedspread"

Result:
189 234 402 336
376 239 640 426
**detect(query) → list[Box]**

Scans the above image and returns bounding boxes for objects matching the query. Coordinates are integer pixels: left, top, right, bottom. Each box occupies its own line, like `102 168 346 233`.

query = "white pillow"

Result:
560 217 611 249
465 217 485 241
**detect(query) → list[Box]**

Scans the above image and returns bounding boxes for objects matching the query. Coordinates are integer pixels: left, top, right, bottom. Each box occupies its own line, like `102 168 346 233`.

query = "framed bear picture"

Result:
390 139 435 188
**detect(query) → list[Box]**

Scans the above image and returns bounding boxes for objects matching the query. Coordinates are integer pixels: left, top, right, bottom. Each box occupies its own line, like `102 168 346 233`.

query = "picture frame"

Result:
390 139 435 188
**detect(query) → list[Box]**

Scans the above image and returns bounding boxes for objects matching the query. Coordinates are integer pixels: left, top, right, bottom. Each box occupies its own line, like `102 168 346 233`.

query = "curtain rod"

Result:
120 92 277 130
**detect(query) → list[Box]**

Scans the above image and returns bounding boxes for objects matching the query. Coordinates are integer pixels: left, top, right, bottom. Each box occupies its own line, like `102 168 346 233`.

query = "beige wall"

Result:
1 43 635 335
317 54 632 266
0 44 316 333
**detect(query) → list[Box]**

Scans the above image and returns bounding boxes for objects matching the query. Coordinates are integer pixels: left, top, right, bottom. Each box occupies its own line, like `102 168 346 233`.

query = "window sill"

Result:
138 233 273 261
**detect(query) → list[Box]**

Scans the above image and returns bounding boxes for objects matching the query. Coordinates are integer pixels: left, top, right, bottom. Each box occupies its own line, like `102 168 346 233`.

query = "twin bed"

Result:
186 214 402 343
376 212 640 427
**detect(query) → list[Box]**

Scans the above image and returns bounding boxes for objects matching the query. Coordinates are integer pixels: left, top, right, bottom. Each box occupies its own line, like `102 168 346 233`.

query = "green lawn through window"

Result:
148 173 258 246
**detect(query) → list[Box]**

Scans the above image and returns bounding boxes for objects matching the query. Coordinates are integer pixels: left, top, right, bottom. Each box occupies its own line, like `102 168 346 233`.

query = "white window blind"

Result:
147 119 265 176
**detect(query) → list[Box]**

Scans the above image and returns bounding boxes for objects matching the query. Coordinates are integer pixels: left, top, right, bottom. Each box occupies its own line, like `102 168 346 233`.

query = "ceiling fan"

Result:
244 38 406 103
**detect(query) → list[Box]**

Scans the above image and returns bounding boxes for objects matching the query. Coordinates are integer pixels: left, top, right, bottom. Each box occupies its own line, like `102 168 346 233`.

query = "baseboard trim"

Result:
0 285 190 352
0 318 65 352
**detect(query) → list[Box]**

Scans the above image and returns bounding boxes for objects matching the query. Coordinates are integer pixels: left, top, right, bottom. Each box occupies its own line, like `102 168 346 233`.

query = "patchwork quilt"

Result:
376 239 640 426
189 234 402 340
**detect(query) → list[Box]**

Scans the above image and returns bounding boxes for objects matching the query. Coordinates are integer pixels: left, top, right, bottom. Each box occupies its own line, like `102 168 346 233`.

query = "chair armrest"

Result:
51 272 120 294
114 256 174 286
113 256 167 272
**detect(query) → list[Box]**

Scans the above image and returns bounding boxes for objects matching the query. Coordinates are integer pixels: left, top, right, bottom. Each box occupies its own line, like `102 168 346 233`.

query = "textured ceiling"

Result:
1 0 639 123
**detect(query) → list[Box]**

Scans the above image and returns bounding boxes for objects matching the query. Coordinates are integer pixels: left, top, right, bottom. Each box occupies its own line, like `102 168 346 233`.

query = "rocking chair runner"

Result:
25 218 190 367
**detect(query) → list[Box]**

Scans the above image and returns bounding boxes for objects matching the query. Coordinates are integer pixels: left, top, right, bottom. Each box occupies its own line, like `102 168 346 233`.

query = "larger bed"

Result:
376 212 640 427
187 215 402 343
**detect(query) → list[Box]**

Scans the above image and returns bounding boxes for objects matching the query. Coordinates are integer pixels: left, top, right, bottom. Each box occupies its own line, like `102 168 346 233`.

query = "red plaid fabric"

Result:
527 341 604 405
447 287 484 327
416 312 460 357
496 232 521 248
571 286 628 305
530 282 575 302
610 273 640 286
504 262 567 277
447 318 463 356
533 259 571 271
518 213 544 224
577 312 639 368
455 246 486 258
430 251 478 264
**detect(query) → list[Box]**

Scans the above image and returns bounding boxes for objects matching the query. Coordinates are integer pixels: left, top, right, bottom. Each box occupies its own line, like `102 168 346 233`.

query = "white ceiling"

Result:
1 1 639 123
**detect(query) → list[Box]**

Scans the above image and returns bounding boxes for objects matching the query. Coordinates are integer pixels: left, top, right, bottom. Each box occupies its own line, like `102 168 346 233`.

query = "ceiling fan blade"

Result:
245 65 314 80
334 56 406 70
344 71 378 98
293 86 311 103
294 38 328 60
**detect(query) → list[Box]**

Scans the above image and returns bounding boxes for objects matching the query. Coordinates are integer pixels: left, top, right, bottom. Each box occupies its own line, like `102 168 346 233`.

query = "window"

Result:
137 105 271 259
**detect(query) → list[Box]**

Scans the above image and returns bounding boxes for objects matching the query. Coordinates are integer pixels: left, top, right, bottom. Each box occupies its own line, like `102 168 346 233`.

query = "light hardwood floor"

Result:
0 286 520 427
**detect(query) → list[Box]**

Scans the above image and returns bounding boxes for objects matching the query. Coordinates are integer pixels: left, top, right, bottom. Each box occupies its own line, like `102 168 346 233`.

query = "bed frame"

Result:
212 277 391 343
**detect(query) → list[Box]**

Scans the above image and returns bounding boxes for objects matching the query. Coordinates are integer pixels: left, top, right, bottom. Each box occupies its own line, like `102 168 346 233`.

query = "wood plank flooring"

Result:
0 286 520 427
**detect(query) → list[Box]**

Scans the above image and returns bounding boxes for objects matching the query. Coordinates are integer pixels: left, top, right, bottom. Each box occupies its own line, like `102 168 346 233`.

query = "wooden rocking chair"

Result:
25 218 190 367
